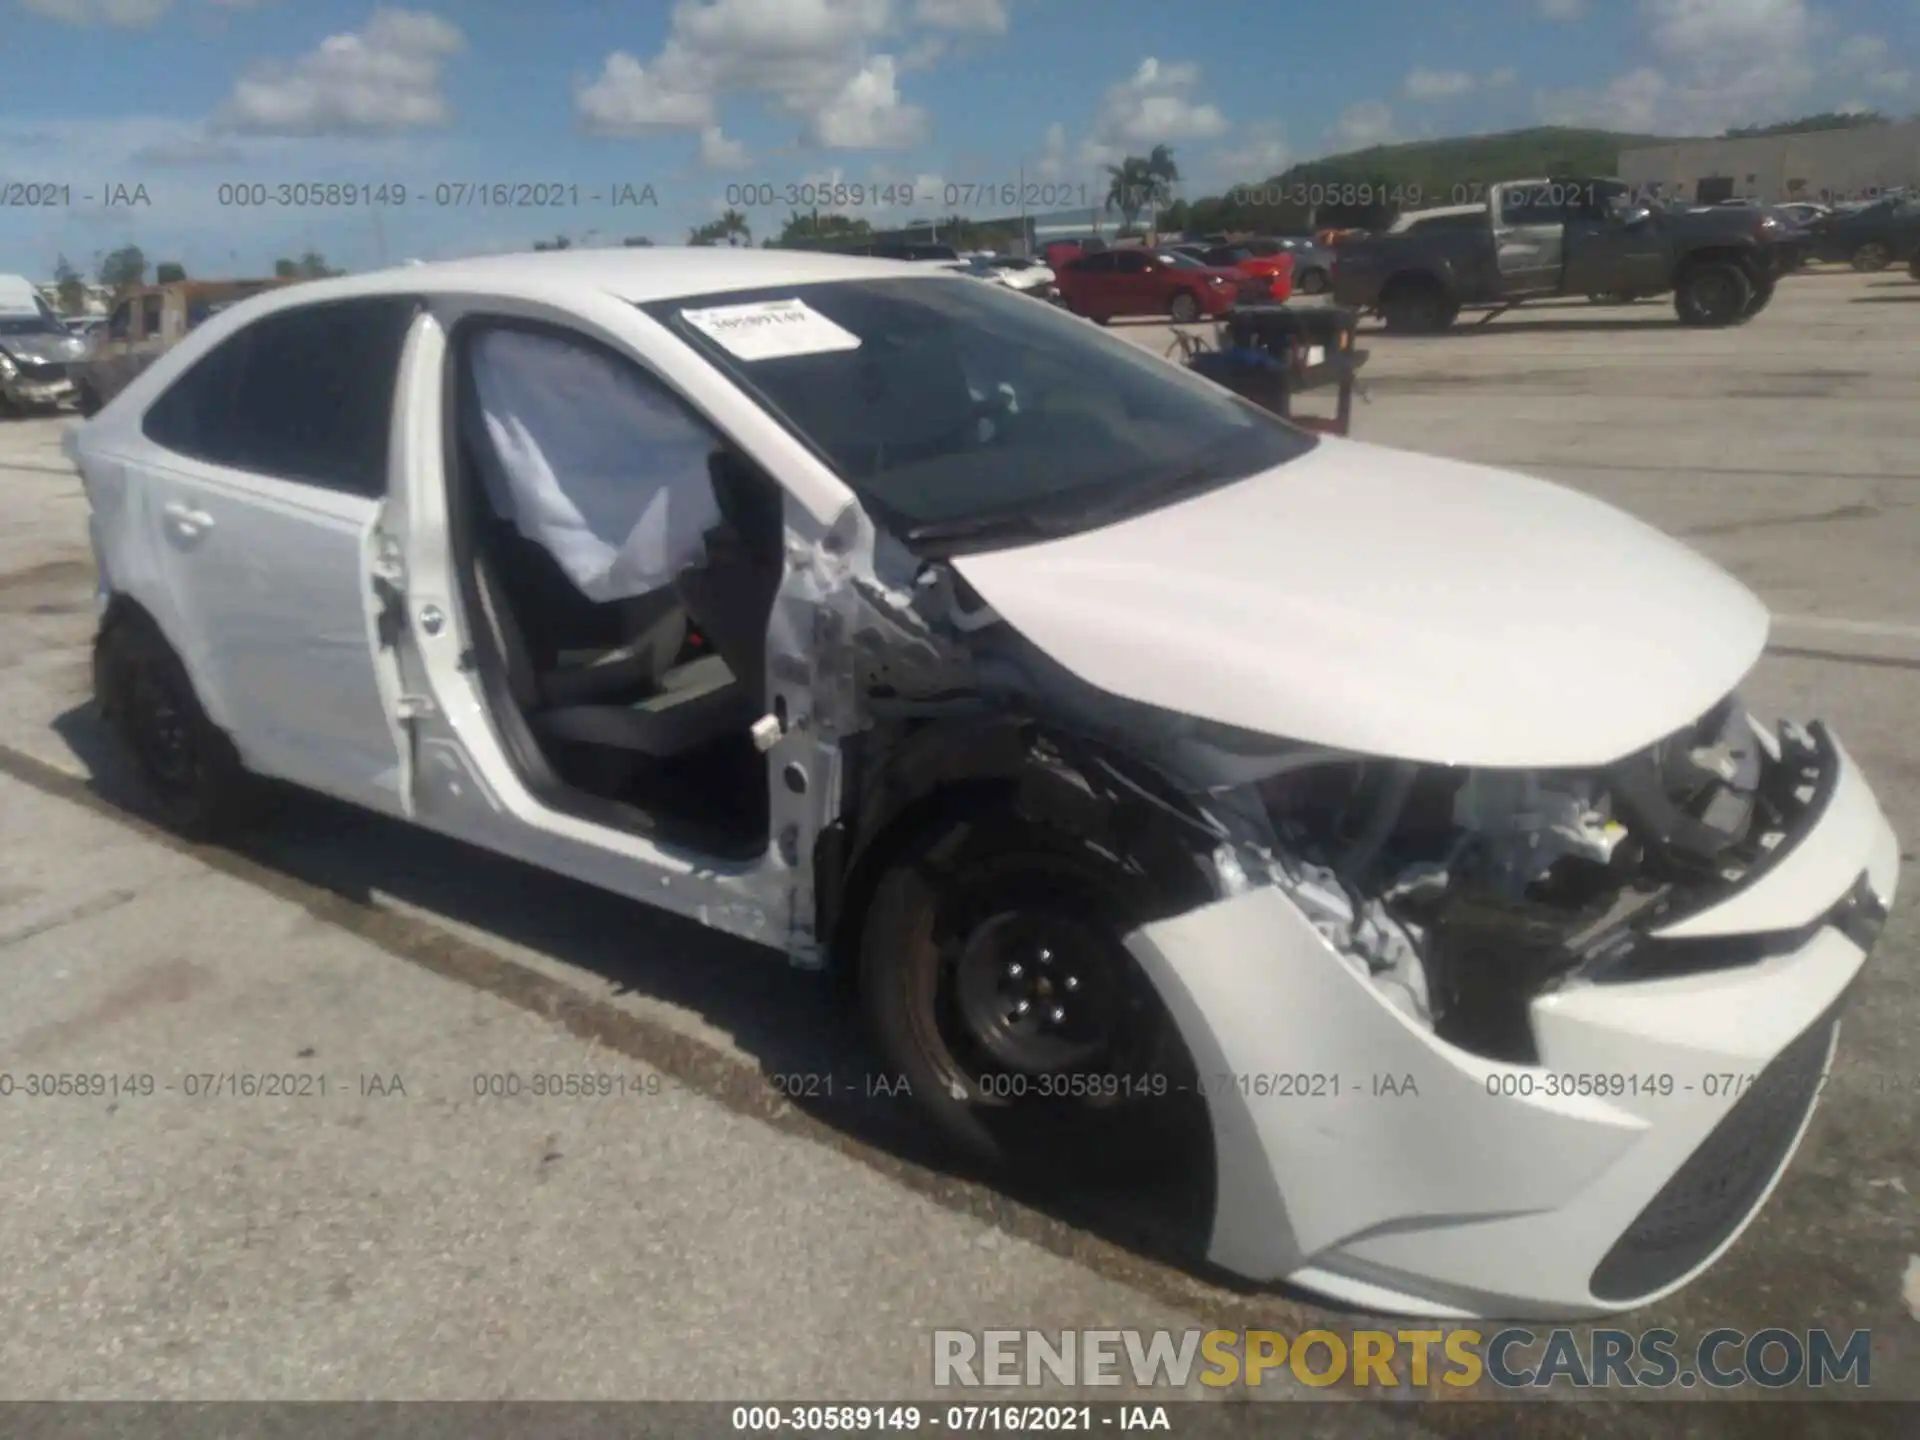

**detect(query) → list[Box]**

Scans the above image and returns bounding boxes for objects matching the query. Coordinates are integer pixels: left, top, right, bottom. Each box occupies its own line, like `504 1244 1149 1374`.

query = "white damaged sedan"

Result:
66 248 1899 1319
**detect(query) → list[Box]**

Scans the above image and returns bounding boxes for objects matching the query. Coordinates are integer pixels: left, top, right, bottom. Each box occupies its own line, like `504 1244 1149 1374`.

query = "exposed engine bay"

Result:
1196 693 1812 1062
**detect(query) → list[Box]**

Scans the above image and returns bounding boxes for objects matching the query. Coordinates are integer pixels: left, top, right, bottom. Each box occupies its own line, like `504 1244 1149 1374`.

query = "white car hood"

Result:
951 438 1771 769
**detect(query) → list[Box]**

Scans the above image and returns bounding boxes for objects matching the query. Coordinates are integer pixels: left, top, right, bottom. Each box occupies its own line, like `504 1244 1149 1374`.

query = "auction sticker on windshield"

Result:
679 298 862 361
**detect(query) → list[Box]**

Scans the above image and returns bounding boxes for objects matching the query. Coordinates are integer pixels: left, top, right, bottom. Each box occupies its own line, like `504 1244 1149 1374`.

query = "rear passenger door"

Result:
135 296 422 813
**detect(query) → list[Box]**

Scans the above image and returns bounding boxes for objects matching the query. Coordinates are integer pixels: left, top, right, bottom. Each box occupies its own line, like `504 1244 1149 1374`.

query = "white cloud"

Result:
1839 35 1910 94
812 56 928 147
1486 67 1518 88
1333 100 1395 148
1535 66 1669 130
131 134 247 166
1538 0 1585 19
1207 121 1290 180
1033 121 1068 179
213 8 465 136
1532 0 1885 134
573 0 931 153
576 51 716 130
1404 67 1476 100
20 0 171 25
1080 58 1229 167
698 125 749 167
912 0 1009 32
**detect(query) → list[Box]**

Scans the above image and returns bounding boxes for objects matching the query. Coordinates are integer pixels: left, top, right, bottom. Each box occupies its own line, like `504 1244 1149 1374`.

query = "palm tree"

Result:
1105 156 1155 231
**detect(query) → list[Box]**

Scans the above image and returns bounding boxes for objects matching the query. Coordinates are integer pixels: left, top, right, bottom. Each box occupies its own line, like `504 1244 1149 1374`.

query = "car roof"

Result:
208 246 932 317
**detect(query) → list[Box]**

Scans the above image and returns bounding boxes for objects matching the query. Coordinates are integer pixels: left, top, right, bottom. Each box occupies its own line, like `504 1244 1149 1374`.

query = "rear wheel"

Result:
1851 241 1891 272
74 380 101 417
1743 281 1775 318
1674 262 1753 326
1296 267 1328 295
1168 291 1201 324
1379 277 1456 334
94 608 260 841
858 812 1200 1182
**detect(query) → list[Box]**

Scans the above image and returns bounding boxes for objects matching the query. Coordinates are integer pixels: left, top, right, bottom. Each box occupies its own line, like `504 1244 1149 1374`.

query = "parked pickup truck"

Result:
72 278 299 415
1332 177 1795 333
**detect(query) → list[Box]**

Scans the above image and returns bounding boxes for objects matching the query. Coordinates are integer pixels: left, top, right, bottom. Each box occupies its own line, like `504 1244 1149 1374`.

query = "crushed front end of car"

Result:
1121 692 1898 1318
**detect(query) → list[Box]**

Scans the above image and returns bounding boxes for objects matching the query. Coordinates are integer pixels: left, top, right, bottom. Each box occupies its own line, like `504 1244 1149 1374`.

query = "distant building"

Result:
1620 119 1920 205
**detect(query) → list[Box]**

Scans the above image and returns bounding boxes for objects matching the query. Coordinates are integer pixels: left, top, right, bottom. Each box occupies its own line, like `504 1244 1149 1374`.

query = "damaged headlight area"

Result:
1198 694 1841 1064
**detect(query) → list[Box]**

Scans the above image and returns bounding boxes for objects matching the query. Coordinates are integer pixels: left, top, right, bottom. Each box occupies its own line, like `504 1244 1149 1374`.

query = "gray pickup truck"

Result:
1332 177 1795 333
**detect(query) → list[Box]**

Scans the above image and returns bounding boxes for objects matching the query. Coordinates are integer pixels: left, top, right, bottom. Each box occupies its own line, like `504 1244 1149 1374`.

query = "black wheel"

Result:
94 608 259 840
1743 281 1775 318
858 812 1200 1182
1851 241 1891 273
1674 262 1754 326
1296 267 1328 295
1379 277 1455 333
1908 254 1920 281
1168 291 1201 324
74 380 101 418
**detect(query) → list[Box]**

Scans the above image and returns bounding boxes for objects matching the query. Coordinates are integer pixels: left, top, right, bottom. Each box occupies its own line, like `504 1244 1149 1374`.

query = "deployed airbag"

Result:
468 328 723 603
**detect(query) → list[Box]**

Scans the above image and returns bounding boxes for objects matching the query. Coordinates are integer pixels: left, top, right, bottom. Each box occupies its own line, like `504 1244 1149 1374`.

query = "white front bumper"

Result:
1125 727 1900 1319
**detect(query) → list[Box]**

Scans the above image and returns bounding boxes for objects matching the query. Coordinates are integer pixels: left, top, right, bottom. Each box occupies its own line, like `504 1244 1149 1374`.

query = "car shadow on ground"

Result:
1371 315 1685 338
41 698 1290 1305
1852 292 1920 303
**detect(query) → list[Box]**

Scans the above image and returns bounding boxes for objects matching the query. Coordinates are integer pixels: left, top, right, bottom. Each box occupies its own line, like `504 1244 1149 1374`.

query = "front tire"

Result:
1674 262 1754 326
1908 253 1920 281
1296 268 1328 296
1743 280 1775 318
1852 241 1891 272
858 812 1197 1182
94 608 259 841
1168 291 1201 324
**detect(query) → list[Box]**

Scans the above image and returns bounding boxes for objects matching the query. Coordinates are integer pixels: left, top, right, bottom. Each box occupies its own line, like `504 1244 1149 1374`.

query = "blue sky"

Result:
0 0 1913 278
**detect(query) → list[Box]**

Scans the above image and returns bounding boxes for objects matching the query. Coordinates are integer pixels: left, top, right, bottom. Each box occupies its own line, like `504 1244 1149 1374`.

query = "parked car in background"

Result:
1335 177 1796 331
1807 196 1920 271
0 286 90 413
1776 202 1831 227
838 242 961 261
1241 236 1336 295
72 278 298 416
1193 245 1295 303
1054 247 1239 323
983 256 1060 298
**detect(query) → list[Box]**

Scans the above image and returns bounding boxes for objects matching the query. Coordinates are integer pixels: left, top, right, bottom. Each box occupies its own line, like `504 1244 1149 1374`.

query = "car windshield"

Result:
644 276 1316 552
0 313 67 336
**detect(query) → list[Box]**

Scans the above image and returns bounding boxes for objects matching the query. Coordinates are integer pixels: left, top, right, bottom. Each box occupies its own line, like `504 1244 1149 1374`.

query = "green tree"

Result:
1726 111 1885 137
97 244 147 294
296 250 339 277
688 209 752 246
774 211 874 247
52 255 88 315
533 234 573 251
155 261 187 284
273 257 299 278
622 235 653 246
